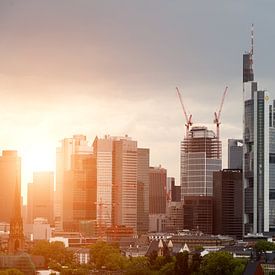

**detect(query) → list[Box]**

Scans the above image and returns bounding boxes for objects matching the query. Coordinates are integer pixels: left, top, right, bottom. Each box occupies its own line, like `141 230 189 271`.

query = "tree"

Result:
125 256 151 275
255 240 275 253
160 261 175 275
174 252 189 275
199 251 245 275
189 252 201 274
89 241 127 270
31 240 73 266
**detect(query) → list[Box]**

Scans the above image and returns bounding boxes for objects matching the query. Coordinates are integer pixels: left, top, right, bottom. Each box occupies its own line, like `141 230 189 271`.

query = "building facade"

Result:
0 151 21 223
180 126 221 199
213 169 243 239
56 135 95 231
228 139 243 170
27 171 54 225
137 148 150 235
149 166 167 214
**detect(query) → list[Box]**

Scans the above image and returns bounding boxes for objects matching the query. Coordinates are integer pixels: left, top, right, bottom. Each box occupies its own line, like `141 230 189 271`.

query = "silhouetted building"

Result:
213 169 243 239
228 139 243 169
27 171 54 225
183 196 213 234
0 151 21 223
137 148 150 235
8 155 24 254
149 166 167 214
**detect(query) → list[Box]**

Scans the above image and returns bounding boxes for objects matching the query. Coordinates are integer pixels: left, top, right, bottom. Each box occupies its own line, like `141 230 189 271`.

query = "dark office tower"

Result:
27 172 54 225
183 196 213 234
167 177 181 202
8 162 24 254
228 139 243 169
180 126 221 199
0 151 21 223
137 148 149 235
149 166 167 214
213 169 243 239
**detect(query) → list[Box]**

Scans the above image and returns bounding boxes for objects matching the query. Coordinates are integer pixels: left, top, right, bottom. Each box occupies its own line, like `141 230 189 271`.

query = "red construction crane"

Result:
176 87 193 137
214 86 228 141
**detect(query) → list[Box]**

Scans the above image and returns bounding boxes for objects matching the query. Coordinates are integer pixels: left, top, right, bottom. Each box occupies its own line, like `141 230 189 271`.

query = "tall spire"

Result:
243 24 254 83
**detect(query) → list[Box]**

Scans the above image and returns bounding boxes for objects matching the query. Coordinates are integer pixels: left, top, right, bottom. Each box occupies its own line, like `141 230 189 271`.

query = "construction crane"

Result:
176 87 193 137
214 86 228 154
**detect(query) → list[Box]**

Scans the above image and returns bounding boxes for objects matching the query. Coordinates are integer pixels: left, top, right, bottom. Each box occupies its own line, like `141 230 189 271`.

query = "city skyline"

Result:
1 0 275 201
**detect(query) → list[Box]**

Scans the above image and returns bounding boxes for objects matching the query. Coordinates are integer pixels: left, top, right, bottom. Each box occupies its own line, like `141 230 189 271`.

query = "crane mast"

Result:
176 87 193 137
214 86 228 158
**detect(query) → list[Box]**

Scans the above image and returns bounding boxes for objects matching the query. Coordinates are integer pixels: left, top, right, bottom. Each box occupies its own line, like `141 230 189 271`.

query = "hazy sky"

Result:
1 0 275 201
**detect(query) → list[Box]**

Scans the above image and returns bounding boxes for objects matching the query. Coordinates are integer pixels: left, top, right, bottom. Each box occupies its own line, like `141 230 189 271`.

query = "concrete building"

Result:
0 151 21 223
213 169 243 239
112 136 138 231
27 171 54 225
137 148 150 235
180 126 221 198
149 166 167 214
228 139 243 170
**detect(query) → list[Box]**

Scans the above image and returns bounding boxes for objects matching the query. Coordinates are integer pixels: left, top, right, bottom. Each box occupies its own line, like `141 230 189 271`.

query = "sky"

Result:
1 0 275 202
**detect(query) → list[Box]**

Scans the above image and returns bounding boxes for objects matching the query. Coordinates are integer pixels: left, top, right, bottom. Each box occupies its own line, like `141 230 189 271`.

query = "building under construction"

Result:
180 126 222 199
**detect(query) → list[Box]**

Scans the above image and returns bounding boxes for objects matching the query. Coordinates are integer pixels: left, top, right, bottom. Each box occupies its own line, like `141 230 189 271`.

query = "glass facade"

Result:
181 127 221 199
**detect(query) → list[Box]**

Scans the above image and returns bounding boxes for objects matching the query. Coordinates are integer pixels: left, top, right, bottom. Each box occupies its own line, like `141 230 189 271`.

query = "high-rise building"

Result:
242 31 275 234
228 139 243 170
180 126 222 199
112 136 138 231
137 148 149 235
27 171 54 225
213 169 243 239
183 196 213 234
0 151 21 223
165 201 183 232
149 166 167 214
93 136 113 227
8 152 24 254
56 135 95 231
167 177 181 202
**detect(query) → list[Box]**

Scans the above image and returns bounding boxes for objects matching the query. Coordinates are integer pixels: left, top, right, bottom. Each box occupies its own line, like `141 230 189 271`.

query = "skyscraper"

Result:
149 166 167 214
228 139 243 170
93 136 113 227
0 151 21 223
112 136 138 231
27 172 54 225
242 30 275 233
213 169 243 239
8 152 24 254
56 135 95 231
137 148 149 235
180 126 221 199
